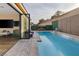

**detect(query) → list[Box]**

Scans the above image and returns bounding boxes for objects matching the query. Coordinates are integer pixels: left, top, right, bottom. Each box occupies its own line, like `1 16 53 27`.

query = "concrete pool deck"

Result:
4 32 40 56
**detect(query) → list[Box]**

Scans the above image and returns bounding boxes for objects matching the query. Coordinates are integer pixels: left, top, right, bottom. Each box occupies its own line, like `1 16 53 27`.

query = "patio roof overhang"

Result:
9 3 28 15
15 3 28 14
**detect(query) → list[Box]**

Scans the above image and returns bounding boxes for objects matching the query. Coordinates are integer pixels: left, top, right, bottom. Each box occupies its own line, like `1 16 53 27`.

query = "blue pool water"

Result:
38 31 79 56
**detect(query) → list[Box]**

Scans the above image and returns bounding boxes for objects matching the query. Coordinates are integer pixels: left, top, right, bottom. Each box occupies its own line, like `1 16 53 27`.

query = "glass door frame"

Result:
20 13 30 39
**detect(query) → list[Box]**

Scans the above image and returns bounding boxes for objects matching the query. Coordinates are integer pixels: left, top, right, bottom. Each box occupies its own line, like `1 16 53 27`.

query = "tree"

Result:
30 22 34 26
51 15 56 19
54 11 63 16
51 10 64 19
38 19 45 24
31 24 38 30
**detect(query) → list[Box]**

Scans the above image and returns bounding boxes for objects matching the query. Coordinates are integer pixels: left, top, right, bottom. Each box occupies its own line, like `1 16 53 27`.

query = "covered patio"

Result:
0 3 31 55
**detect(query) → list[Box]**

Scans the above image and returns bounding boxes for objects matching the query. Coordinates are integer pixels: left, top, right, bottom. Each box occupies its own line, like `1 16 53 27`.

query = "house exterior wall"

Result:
38 20 52 27
0 3 30 38
0 4 19 34
0 14 19 21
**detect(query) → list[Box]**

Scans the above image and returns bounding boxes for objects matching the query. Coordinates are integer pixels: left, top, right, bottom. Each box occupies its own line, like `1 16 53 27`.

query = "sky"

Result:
23 3 79 24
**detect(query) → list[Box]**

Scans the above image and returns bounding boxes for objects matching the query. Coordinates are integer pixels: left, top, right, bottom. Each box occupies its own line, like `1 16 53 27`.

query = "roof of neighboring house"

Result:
38 19 52 27
40 19 52 23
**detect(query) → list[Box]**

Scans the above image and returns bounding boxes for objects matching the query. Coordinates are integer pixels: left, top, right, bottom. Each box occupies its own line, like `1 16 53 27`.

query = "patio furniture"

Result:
30 32 34 38
0 30 11 36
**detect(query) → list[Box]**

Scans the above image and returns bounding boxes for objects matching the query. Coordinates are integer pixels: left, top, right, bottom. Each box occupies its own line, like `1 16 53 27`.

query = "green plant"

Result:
52 21 58 30
13 30 20 39
44 25 53 30
31 25 38 30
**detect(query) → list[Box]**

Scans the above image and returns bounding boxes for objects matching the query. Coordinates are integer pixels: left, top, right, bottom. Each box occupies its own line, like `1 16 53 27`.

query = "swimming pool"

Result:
37 31 79 56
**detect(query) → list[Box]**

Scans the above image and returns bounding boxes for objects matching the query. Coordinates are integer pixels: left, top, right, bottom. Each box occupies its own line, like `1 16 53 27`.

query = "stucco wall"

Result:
66 18 71 33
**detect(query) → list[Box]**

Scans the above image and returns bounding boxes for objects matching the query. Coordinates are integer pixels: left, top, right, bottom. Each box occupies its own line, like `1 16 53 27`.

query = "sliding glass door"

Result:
21 14 30 39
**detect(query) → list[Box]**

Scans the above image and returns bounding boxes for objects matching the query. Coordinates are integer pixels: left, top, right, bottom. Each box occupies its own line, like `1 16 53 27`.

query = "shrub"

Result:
31 25 38 30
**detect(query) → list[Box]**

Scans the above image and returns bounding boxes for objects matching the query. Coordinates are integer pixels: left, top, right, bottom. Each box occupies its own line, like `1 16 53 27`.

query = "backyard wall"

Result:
58 14 79 36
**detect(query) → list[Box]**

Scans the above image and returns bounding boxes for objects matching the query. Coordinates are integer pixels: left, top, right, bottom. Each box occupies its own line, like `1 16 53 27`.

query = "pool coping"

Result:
52 31 79 42
35 31 79 42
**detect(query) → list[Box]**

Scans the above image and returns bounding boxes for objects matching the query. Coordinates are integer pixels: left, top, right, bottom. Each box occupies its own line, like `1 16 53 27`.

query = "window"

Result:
14 21 19 26
0 20 13 28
